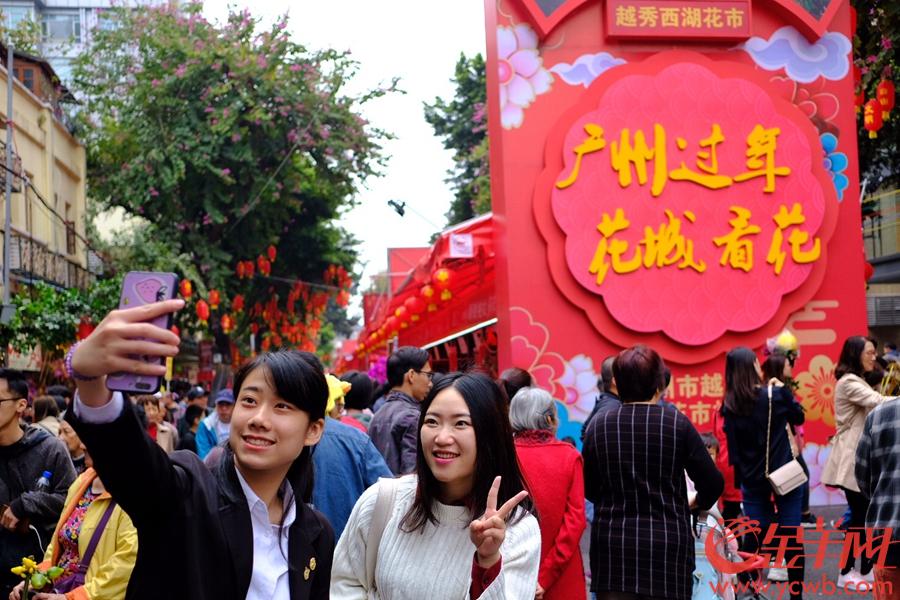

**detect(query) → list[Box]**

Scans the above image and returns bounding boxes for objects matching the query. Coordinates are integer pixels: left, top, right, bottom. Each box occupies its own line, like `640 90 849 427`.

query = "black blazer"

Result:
67 400 333 600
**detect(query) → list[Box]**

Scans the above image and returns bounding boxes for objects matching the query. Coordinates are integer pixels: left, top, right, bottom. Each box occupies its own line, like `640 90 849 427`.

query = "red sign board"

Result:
486 0 861 494
606 0 752 40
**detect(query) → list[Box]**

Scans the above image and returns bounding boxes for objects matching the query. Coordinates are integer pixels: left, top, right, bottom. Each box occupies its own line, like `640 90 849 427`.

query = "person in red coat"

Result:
510 386 587 600
711 400 742 522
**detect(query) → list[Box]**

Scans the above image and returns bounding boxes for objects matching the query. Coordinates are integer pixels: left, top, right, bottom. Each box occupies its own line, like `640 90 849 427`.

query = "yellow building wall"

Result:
0 62 88 295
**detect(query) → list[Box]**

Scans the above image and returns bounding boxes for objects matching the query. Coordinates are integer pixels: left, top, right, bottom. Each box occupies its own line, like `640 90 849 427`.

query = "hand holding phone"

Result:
105 272 180 394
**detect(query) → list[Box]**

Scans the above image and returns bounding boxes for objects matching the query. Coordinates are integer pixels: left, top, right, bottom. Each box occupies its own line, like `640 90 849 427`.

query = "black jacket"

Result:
580 391 620 441
67 400 333 600
0 425 76 595
722 385 805 491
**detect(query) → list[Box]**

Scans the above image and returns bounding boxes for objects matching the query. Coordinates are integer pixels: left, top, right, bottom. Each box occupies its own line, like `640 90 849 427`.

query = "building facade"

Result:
1 0 167 83
0 45 91 296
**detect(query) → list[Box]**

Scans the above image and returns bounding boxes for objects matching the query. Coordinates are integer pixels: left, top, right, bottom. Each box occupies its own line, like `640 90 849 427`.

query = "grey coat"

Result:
367 391 420 475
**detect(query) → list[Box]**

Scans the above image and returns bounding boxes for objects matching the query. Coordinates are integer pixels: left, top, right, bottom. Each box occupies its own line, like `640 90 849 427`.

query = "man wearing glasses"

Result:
369 346 434 474
0 369 76 597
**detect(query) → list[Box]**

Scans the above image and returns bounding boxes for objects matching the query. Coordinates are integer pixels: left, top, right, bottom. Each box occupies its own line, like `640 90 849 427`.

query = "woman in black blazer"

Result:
65 299 333 600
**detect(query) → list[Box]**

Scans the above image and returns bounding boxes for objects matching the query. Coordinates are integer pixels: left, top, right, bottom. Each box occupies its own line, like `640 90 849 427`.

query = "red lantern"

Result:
233 294 245 313
420 284 435 300
864 98 884 138
261 336 271 351
394 305 409 322
432 268 451 290
877 79 895 120
170 325 180 337
208 289 221 310
405 296 425 321
77 318 95 341
245 261 255 278
386 316 400 334
179 279 193 300
221 313 234 334
250 322 260 335
236 262 246 279
257 255 271 276
196 299 210 324
267 244 277 262
337 290 350 307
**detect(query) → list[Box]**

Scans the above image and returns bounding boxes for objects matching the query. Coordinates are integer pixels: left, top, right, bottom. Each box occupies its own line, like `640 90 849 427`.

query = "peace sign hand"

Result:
469 476 529 569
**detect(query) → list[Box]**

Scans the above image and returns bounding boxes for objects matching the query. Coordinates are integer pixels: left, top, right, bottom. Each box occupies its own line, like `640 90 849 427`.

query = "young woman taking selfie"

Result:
65 300 333 600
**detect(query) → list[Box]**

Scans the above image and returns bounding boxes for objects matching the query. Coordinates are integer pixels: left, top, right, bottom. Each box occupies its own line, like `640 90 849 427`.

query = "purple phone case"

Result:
106 271 179 394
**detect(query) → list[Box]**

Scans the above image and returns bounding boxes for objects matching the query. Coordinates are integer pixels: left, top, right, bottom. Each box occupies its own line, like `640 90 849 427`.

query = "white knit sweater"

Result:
330 476 541 600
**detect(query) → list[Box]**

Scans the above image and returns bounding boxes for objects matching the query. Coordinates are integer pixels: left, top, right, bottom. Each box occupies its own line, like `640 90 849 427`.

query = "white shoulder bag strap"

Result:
365 477 399 596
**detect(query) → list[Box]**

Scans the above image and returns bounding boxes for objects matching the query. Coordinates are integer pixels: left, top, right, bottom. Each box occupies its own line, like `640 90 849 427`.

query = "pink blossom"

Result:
175 64 187 77
149 188 159 197
212 62 221 70
868 55 878 63
290 64 301 72
231 133 242 142
151 79 161 87
496 23 553 129
883 38 893 51
211 119 219 126
221 168 231 176
222 108 229 118
204 106 214 113
257 56 267 69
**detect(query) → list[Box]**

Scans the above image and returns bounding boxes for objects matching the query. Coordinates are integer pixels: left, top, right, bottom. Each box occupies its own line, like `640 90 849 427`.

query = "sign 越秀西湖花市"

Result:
537 52 839 348
606 0 752 40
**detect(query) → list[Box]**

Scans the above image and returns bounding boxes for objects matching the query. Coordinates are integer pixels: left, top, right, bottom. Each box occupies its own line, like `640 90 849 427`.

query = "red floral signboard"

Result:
535 53 839 358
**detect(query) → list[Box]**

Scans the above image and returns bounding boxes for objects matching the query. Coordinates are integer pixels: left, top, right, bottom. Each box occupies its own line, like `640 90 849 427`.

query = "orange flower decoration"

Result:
794 354 836 427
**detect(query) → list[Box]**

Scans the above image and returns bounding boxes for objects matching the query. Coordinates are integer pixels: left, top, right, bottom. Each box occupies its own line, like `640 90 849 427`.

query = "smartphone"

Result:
106 271 179 394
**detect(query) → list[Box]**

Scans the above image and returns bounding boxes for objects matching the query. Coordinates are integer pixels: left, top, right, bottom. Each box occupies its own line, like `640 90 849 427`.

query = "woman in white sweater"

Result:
331 372 541 600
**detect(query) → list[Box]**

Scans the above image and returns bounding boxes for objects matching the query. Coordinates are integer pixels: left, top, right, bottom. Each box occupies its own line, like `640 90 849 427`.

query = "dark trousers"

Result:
841 488 873 576
742 485 805 600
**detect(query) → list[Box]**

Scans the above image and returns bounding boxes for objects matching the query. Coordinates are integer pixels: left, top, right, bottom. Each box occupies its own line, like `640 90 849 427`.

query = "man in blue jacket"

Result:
312 417 390 538
196 389 233 459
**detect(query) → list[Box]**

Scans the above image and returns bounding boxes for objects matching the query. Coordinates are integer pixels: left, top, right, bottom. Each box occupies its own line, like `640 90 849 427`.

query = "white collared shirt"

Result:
234 467 296 600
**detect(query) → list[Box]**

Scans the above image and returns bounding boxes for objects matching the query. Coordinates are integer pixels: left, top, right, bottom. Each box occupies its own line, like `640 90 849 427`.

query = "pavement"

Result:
580 505 890 599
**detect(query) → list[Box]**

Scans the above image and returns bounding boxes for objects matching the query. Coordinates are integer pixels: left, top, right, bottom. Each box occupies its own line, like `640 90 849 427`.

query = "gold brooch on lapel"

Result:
309 557 317 571
303 567 310 581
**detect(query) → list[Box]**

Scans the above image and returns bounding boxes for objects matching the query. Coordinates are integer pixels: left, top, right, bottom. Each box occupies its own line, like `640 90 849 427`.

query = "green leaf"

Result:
30 572 48 590
47 566 64 580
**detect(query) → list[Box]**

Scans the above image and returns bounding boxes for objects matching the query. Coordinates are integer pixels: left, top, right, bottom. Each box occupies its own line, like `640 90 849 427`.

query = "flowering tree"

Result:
71 3 389 350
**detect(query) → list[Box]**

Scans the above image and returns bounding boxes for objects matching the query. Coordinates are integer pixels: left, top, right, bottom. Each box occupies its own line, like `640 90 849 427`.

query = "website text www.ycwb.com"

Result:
710 574 893 598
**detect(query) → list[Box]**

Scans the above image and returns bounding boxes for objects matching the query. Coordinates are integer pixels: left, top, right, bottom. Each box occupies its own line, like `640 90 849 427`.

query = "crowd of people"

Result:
0 298 898 599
